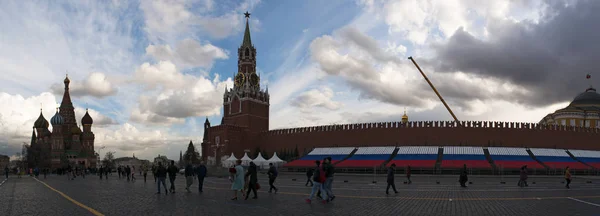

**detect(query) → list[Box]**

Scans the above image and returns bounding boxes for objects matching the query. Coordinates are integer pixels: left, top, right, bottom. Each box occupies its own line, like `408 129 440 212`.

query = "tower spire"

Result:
242 11 252 47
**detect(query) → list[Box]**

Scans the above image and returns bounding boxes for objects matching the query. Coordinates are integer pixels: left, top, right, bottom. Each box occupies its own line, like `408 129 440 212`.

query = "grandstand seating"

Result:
386 146 439 168
336 147 396 168
488 147 544 169
530 148 589 169
441 146 490 168
569 150 600 169
284 147 355 167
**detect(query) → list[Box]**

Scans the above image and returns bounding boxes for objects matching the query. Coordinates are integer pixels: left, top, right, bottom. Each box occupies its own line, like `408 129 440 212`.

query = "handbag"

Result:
256 183 261 190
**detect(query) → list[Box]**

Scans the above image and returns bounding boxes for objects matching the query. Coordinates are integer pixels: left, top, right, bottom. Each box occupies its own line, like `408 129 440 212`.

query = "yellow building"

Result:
540 87 600 128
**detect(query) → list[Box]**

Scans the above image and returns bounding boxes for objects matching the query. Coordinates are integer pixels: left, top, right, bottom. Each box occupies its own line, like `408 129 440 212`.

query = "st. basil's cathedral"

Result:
28 75 96 169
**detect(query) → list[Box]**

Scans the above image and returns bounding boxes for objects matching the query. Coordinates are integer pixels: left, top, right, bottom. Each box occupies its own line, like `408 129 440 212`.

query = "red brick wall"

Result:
255 121 600 156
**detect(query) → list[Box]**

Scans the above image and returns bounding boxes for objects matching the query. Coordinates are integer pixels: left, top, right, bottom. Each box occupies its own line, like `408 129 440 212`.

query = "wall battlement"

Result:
263 121 600 136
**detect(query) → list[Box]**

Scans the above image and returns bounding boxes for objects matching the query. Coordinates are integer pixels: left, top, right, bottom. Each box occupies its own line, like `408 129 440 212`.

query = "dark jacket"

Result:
185 164 194 176
324 163 334 178
196 165 207 177
520 169 528 180
387 167 395 182
245 163 258 183
268 166 278 179
167 165 178 177
156 166 167 178
312 165 324 183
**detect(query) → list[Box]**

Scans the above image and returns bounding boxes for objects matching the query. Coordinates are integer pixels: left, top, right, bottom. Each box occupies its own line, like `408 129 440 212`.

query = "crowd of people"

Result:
228 160 281 201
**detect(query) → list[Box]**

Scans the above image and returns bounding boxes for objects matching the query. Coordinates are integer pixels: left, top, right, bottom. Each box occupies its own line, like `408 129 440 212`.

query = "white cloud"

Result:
146 38 228 69
290 87 343 112
133 61 233 119
51 72 118 98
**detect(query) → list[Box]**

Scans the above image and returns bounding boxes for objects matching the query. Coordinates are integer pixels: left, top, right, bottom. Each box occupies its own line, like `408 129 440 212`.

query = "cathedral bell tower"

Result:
222 11 270 133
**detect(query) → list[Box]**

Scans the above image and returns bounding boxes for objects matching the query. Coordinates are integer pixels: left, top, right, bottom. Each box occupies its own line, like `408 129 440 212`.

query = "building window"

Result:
570 119 575 126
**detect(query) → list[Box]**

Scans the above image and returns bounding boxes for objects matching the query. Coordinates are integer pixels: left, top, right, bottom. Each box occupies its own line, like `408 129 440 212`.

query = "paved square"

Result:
1 173 600 215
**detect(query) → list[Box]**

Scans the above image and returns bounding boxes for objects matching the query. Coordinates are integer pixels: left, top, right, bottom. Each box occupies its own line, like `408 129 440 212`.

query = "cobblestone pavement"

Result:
1 173 600 216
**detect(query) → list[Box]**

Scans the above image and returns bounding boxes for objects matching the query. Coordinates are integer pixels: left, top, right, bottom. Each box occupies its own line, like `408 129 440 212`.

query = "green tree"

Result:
178 151 184 167
102 151 115 169
184 141 201 164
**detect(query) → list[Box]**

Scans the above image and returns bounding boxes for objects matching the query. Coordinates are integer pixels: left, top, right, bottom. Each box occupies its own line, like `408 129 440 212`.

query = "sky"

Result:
1 0 597 161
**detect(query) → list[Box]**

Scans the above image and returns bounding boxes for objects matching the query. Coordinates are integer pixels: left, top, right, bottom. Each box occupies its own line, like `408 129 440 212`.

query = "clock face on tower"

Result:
235 73 245 87
250 73 259 87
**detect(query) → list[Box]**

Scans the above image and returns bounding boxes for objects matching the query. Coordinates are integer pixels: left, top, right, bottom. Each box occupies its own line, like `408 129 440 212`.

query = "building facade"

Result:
28 75 96 169
540 86 600 128
202 13 600 165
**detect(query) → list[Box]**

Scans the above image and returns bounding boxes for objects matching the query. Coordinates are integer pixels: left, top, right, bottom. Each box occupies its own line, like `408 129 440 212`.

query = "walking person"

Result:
386 163 399 195
185 162 194 192
305 167 314 187
323 157 336 201
99 166 104 179
167 160 178 193
155 162 168 194
43 168 47 179
104 166 109 180
131 166 136 182
406 165 412 184
126 166 131 182
459 164 468 187
518 165 528 187
245 162 258 200
565 166 572 189
117 166 122 179
267 163 279 193
230 160 245 200
4 166 8 179
305 160 329 204
196 161 207 193
17 167 21 178
143 165 148 183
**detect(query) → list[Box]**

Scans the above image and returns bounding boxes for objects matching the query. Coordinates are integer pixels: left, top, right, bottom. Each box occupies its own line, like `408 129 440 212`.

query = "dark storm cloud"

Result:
433 0 600 107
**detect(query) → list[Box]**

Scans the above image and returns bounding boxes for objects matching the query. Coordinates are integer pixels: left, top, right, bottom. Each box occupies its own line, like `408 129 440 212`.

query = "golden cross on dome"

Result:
244 11 251 18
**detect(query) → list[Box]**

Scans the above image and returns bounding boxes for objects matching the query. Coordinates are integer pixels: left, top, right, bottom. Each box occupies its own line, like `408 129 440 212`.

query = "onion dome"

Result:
569 87 600 106
50 110 64 125
64 74 70 84
401 109 409 122
34 111 49 128
81 109 93 125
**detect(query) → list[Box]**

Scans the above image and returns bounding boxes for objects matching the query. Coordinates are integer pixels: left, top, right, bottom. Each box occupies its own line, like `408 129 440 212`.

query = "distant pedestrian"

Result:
118 166 122 179
155 162 168 194
43 168 47 179
4 166 9 179
406 166 412 184
167 160 178 193
305 160 328 204
267 163 279 193
230 160 244 200
185 162 194 192
305 167 314 187
17 167 22 178
565 166 572 189
245 162 258 200
143 165 148 183
104 167 109 179
518 165 528 187
131 166 136 182
386 163 398 195
459 164 468 187
196 162 207 192
99 166 104 179
126 166 131 182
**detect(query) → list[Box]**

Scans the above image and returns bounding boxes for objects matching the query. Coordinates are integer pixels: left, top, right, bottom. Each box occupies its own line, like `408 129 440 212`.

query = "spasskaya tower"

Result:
202 11 270 165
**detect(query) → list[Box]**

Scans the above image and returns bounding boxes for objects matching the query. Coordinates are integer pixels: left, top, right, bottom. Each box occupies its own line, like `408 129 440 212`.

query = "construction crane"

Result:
408 56 462 127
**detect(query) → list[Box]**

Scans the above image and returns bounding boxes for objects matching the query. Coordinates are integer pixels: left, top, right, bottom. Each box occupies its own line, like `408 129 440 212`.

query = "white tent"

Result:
252 152 268 168
267 152 286 167
222 153 238 168
240 152 253 166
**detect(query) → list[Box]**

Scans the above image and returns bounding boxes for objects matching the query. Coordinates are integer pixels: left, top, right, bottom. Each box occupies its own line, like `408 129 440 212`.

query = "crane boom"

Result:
408 56 462 127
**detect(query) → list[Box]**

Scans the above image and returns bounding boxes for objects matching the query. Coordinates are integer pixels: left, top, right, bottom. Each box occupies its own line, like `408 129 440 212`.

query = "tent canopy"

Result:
225 153 238 161
253 152 267 162
240 152 252 161
267 152 284 162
